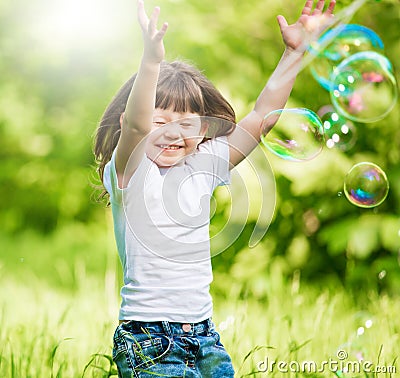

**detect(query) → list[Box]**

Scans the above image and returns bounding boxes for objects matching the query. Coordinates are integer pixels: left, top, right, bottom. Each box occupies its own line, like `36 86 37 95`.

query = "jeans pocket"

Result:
113 325 172 376
132 334 172 369
113 325 128 361
210 329 227 351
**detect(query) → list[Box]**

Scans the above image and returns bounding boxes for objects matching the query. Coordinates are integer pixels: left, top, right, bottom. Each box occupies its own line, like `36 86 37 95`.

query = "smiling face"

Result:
145 108 208 168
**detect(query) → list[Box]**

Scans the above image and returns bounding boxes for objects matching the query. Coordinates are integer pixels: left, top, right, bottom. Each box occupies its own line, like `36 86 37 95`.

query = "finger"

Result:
137 0 149 30
154 22 169 41
148 6 161 34
276 15 288 30
313 0 325 14
302 0 314 15
325 0 336 15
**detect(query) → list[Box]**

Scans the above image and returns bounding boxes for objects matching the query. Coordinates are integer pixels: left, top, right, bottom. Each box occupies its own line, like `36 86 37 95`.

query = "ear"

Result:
119 112 125 127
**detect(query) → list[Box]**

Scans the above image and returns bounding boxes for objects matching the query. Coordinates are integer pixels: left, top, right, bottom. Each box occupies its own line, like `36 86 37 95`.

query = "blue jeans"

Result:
112 318 235 378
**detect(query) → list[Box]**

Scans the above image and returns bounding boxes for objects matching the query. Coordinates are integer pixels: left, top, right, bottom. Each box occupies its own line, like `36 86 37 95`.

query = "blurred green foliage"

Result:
0 0 399 295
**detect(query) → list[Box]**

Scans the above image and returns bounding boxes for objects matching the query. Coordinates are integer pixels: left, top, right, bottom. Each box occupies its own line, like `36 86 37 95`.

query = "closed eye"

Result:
153 121 165 127
180 122 195 128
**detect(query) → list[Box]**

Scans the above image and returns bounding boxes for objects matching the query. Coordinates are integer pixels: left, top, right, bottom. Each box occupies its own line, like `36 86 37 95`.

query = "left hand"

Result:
277 0 336 53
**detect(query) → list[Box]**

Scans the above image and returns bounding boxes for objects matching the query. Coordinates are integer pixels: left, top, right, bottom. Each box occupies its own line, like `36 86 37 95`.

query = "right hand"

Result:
137 0 168 63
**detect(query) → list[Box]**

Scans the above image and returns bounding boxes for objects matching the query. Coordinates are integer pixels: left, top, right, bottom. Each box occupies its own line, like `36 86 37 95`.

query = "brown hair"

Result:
94 60 236 201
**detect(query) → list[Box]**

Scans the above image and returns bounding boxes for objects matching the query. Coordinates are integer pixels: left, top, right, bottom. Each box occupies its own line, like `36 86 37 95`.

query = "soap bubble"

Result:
261 108 325 162
321 111 357 151
317 104 335 118
330 51 398 122
344 162 389 208
333 312 376 376
310 24 384 90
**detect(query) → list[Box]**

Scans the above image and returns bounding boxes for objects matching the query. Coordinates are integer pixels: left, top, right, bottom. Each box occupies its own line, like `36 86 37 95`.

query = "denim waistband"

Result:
119 318 214 337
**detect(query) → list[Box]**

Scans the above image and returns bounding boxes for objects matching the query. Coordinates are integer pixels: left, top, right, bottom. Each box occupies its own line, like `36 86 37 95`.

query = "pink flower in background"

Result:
348 92 364 113
362 71 384 83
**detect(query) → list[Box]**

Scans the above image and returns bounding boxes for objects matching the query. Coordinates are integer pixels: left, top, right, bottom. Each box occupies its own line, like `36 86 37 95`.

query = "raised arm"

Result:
115 0 168 187
228 0 335 167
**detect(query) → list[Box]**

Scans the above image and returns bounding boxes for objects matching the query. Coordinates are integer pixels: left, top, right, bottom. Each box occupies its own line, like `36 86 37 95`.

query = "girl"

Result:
94 0 335 377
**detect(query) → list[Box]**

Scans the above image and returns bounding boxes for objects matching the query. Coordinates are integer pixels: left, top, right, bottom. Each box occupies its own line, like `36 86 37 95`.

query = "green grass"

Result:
0 271 118 377
1 268 399 377
0 227 399 377
216 283 399 377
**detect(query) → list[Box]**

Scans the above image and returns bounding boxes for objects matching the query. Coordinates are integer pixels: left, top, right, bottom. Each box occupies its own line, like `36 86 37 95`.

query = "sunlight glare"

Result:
34 0 129 49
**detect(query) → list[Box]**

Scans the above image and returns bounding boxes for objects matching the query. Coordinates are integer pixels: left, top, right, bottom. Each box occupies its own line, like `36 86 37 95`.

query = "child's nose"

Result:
163 122 181 139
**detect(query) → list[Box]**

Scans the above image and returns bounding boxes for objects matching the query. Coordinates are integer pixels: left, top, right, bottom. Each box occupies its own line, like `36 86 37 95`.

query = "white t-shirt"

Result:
103 137 230 322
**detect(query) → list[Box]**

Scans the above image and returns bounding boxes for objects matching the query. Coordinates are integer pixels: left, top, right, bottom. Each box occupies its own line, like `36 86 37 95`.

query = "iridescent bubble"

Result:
330 51 398 122
317 104 335 118
353 311 375 330
309 24 384 90
321 111 357 151
261 108 325 162
333 312 375 376
344 162 389 208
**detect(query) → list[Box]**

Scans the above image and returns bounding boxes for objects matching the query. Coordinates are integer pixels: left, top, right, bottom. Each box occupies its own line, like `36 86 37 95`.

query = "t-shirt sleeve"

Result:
103 150 152 203
103 150 122 204
197 136 231 187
